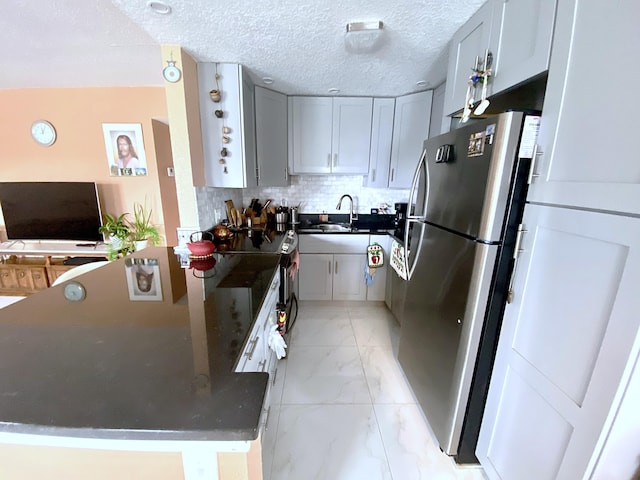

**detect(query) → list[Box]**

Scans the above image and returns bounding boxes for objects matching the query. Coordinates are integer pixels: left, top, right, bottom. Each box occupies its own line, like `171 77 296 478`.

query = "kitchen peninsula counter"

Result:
0 246 281 443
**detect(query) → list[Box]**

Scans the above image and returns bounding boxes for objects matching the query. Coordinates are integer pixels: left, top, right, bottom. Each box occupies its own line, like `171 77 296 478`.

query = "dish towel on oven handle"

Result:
268 324 287 359
365 242 385 286
390 239 408 280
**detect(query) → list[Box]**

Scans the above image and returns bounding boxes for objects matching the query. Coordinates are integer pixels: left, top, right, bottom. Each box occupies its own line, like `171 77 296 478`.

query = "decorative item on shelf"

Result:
212 223 233 241
129 200 162 251
186 231 216 256
461 50 493 123
99 213 132 260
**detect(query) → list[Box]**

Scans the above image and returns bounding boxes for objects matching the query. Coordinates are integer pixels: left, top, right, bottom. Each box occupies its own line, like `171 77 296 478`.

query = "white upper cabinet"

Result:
443 1 493 117
365 97 395 188
489 0 556 95
289 96 373 175
443 0 557 116
255 86 289 187
198 63 257 188
389 90 432 189
527 0 640 216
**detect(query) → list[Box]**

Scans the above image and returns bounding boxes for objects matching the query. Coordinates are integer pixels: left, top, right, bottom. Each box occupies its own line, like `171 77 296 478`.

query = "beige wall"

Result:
0 87 171 242
0 439 263 480
161 45 205 229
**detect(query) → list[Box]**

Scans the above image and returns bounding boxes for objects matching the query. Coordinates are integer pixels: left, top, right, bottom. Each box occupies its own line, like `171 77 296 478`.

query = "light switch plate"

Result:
176 227 199 247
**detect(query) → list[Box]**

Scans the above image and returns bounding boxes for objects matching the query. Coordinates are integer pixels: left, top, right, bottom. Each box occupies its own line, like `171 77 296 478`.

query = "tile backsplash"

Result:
196 175 409 230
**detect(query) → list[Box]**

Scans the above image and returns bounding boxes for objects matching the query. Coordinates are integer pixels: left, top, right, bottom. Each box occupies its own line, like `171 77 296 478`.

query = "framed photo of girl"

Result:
125 257 162 301
102 123 148 177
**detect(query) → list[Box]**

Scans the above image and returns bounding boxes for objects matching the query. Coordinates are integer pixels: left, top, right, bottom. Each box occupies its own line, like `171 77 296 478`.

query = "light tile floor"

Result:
262 300 486 480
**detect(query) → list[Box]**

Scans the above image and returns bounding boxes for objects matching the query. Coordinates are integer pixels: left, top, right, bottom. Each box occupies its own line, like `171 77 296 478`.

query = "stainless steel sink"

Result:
316 224 351 232
298 223 353 233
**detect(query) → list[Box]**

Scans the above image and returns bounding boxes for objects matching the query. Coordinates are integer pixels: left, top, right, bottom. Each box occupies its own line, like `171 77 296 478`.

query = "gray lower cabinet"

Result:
235 272 280 434
298 234 370 301
477 205 640 479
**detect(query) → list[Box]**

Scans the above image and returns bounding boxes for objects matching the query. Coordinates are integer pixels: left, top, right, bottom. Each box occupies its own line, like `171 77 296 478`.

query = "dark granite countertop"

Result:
0 246 281 442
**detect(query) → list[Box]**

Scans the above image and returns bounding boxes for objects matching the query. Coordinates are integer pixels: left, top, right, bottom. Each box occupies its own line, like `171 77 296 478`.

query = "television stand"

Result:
0 241 109 295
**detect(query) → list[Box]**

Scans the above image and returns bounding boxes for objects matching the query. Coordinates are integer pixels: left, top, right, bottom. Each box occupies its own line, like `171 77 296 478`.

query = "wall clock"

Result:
31 120 57 147
63 281 86 302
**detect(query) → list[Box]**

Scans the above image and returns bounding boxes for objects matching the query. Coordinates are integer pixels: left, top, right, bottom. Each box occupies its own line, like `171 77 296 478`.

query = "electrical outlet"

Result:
176 227 199 247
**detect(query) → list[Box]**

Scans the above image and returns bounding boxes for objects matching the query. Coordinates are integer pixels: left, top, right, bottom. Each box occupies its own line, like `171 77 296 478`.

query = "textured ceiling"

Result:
2 0 486 97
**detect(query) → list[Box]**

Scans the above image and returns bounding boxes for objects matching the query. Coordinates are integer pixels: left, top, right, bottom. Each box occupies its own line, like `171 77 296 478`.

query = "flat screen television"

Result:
0 182 103 242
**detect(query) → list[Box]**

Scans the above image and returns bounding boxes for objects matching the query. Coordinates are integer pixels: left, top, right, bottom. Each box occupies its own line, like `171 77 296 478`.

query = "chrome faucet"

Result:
336 194 357 228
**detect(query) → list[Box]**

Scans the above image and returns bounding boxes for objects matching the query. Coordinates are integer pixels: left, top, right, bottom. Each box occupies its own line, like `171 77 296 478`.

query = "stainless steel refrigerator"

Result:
397 111 540 463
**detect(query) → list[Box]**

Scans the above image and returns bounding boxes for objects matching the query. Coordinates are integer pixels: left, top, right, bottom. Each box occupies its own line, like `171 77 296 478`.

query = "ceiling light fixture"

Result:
416 80 428 88
328 88 340 95
262 77 274 85
147 1 172 15
344 21 384 54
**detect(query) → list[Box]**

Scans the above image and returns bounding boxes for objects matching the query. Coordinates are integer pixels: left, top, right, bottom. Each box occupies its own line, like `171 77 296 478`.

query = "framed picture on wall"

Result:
102 123 148 177
124 257 162 301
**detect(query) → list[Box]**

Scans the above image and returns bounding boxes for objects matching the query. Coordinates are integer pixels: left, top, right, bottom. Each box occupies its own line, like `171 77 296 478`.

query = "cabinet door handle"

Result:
264 405 272 430
335 260 338 275
333 153 338 167
259 359 267 372
390 168 395 182
327 154 331 167
371 168 376 182
328 260 332 275
246 336 260 360
527 144 543 184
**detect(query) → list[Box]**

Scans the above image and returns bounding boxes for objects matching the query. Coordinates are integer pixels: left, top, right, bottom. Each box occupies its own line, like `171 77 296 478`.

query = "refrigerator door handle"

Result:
403 147 430 280
407 148 429 222
404 219 425 281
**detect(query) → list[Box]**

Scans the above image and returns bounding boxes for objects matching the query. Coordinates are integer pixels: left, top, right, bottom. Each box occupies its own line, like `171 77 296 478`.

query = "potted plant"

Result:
99 213 130 249
128 201 161 251
98 213 133 261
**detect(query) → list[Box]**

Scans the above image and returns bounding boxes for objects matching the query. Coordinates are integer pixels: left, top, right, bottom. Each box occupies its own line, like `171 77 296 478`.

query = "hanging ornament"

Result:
162 51 182 83
211 63 231 175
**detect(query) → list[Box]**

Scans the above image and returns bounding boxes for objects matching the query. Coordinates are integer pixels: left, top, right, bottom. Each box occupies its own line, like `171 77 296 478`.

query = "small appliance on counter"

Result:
289 206 300 225
394 202 408 234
